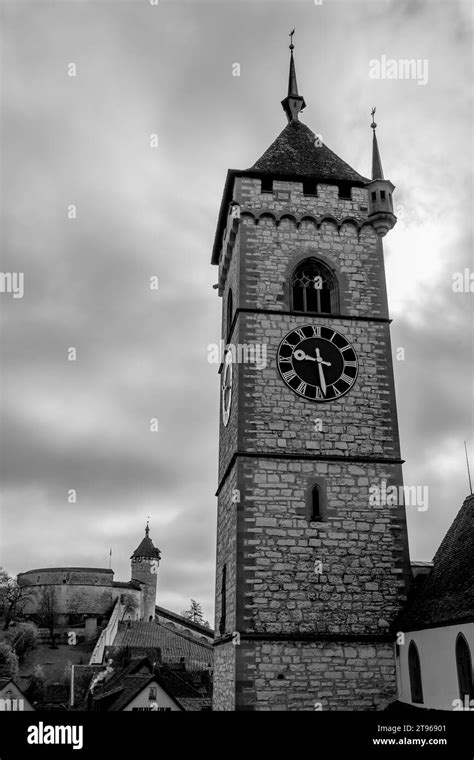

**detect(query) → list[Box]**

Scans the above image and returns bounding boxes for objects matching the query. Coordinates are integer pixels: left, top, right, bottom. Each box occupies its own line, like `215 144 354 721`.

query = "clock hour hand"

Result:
293 350 316 362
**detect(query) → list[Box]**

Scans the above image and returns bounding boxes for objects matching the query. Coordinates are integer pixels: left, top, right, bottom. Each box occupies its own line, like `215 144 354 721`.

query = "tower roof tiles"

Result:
250 120 368 184
130 524 161 560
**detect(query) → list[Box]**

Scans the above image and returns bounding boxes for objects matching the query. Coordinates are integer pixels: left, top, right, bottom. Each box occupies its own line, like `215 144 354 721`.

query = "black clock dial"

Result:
277 325 358 402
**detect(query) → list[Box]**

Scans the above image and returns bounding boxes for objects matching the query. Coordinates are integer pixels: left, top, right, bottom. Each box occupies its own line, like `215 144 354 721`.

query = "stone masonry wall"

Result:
19 582 114 617
236 457 409 636
234 177 388 319
249 640 397 711
239 312 402 458
131 559 158 621
213 643 236 711
214 464 239 636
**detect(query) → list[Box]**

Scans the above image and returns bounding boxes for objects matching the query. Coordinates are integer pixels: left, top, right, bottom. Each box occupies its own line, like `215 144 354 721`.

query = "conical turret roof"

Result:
131 524 161 560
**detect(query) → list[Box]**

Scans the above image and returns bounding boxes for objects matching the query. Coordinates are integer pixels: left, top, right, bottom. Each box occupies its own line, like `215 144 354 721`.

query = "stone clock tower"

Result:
211 41 412 711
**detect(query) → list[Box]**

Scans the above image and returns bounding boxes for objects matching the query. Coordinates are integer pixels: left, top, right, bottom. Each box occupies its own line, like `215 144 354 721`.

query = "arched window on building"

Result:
219 564 227 636
291 258 338 314
226 290 233 341
408 641 423 704
307 481 326 522
456 634 474 701
311 485 322 522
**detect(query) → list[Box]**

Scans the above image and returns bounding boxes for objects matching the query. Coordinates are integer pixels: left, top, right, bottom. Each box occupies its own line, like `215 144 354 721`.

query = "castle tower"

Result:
130 523 161 621
211 39 412 711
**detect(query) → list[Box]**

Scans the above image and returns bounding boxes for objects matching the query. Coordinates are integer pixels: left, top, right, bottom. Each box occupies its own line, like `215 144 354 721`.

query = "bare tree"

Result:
37 587 59 649
0 568 33 631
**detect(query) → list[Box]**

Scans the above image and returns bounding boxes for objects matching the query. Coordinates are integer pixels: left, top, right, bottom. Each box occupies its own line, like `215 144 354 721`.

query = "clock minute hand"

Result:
315 347 331 396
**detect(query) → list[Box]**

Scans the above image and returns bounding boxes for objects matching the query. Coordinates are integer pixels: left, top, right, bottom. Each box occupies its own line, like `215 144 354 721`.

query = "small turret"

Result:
367 108 397 237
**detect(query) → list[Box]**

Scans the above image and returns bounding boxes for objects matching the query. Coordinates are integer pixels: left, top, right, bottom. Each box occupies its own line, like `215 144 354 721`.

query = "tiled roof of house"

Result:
398 494 474 630
90 657 206 711
250 119 368 183
113 621 213 670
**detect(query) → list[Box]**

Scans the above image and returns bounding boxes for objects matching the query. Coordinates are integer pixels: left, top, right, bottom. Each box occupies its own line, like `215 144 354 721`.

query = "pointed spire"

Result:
367 107 397 237
281 30 306 123
370 107 384 180
145 518 150 538
288 31 299 96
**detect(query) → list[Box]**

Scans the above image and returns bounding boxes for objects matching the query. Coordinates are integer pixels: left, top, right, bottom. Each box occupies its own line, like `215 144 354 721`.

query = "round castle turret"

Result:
130 523 161 622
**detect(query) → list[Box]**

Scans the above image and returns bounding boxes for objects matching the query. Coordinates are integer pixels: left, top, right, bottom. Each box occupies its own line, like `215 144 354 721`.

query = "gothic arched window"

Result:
408 641 423 704
456 634 473 701
226 290 233 341
291 258 338 314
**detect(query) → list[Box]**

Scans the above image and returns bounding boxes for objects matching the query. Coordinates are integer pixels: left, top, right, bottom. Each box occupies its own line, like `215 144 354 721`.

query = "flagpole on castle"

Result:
464 441 473 495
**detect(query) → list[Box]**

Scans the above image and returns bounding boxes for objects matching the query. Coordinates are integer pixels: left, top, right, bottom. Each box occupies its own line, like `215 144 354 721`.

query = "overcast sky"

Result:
0 0 472 624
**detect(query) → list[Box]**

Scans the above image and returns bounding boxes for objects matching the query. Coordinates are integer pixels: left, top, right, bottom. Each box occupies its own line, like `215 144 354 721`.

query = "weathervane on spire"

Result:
282 29 306 122
370 106 377 130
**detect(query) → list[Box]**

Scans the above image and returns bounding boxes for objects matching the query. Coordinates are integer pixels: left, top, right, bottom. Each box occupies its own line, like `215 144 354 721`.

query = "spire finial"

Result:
287 29 298 96
281 30 306 122
370 106 377 130
145 517 150 537
370 106 384 180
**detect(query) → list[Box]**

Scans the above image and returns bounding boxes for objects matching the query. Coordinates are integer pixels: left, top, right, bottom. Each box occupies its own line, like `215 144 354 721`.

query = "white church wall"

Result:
397 623 474 710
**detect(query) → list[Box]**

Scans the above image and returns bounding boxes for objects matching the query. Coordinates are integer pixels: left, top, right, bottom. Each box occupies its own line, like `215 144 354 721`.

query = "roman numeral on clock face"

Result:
315 386 323 399
278 354 292 364
296 381 307 395
295 329 306 341
282 369 297 382
339 373 353 385
331 385 342 397
344 361 357 368
312 326 321 337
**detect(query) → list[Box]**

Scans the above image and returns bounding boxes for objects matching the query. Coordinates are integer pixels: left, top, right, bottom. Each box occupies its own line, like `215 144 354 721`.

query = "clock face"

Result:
221 349 233 426
277 325 358 402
